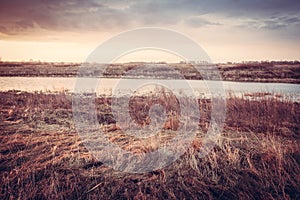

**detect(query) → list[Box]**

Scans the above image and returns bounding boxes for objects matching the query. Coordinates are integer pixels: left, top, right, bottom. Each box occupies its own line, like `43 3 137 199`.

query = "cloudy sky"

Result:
0 0 299 62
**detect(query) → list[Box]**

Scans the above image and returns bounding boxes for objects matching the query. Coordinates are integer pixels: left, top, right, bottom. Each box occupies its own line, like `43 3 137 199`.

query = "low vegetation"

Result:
0 61 299 83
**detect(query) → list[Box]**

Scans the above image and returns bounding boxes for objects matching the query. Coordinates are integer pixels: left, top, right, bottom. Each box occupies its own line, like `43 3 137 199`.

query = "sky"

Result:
0 0 299 63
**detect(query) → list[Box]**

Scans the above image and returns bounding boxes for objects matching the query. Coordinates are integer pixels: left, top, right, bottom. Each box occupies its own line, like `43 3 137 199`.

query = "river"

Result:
0 77 299 100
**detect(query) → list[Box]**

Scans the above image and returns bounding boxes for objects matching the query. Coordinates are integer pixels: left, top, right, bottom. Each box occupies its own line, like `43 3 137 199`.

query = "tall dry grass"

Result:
0 90 299 199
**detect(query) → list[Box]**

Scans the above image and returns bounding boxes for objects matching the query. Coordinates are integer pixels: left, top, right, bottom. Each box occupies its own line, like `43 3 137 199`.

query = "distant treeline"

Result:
0 60 299 66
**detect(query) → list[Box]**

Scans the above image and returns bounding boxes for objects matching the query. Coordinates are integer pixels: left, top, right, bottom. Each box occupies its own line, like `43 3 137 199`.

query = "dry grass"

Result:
0 90 299 199
0 61 299 83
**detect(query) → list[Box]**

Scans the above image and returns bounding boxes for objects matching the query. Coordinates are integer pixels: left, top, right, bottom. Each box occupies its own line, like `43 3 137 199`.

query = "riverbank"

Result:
0 61 299 84
0 91 299 199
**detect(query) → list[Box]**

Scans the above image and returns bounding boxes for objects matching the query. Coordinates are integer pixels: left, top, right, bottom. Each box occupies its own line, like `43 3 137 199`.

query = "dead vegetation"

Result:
0 61 299 83
0 90 299 199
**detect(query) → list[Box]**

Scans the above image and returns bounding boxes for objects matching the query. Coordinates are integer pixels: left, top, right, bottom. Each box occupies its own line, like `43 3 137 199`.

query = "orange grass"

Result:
0 91 299 199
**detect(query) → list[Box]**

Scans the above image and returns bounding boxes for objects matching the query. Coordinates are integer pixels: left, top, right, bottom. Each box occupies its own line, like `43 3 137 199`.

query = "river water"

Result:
0 77 299 100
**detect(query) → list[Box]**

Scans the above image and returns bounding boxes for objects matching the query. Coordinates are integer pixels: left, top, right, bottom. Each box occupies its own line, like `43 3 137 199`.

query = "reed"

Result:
0 90 299 199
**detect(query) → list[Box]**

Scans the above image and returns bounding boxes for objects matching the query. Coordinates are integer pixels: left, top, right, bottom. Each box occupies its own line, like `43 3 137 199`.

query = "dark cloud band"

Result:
0 0 299 37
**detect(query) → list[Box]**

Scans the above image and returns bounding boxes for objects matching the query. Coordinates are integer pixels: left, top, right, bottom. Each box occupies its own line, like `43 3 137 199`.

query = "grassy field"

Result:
0 91 299 199
0 61 299 83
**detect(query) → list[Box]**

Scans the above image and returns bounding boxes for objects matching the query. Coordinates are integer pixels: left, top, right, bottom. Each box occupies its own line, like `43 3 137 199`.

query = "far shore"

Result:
0 61 299 84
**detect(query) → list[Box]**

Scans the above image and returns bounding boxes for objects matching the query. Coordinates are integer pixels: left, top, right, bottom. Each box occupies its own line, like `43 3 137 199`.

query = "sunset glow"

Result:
0 0 299 63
